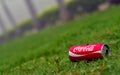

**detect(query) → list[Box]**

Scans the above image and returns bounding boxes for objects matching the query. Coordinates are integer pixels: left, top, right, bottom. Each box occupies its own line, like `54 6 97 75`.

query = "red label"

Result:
69 44 105 61
70 44 103 54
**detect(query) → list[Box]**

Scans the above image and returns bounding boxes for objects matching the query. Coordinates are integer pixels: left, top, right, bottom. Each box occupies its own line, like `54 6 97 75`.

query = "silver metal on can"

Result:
101 44 110 58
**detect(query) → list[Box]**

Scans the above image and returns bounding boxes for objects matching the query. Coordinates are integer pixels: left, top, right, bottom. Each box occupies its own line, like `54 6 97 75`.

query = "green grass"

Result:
0 6 120 75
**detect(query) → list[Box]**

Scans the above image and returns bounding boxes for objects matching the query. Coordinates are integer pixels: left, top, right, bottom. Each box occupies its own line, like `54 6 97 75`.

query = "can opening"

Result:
102 44 110 58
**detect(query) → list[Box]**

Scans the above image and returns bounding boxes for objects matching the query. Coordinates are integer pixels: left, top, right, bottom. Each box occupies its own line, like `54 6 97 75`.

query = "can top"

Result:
101 44 110 58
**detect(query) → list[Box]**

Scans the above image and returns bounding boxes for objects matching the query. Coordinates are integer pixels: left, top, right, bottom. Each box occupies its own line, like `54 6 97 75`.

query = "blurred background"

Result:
0 0 119 44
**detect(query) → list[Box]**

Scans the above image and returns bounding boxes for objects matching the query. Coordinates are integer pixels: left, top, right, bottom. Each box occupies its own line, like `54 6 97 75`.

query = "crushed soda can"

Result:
69 44 110 62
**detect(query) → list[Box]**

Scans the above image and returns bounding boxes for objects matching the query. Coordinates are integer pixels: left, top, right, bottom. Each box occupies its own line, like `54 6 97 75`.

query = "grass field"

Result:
0 6 120 75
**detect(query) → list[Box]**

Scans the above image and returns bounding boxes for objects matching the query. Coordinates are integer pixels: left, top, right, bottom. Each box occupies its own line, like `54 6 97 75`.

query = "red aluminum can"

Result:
69 44 110 62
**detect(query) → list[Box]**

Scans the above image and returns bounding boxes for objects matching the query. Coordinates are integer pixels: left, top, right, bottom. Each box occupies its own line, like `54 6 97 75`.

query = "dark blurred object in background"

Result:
57 0 73 22
110 0 120 5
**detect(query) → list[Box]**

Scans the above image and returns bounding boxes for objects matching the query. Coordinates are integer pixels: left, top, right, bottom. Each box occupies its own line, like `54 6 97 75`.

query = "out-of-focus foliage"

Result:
67 0 106 14
38 0 106 27
38 7 59 27
22 0 107 29
0 0 107 44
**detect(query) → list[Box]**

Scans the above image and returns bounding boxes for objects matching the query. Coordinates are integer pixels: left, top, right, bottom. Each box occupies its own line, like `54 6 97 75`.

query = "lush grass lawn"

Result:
0 6 120 75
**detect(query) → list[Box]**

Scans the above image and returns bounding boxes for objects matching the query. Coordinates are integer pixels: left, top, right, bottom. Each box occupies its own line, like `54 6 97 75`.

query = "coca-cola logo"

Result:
73 45 95 53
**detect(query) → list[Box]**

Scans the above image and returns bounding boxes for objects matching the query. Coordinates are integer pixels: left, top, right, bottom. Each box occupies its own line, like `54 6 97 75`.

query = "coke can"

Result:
69 44 110 62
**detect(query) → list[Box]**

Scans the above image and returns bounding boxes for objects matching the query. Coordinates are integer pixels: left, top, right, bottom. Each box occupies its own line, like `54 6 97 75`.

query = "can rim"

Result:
101 44 110 58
